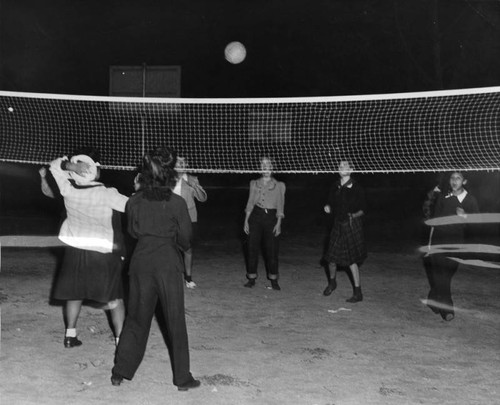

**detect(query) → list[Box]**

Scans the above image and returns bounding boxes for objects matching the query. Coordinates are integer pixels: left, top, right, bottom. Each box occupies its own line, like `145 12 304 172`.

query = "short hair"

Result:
260 155 276 168
450 170 466 180
339 158 354 167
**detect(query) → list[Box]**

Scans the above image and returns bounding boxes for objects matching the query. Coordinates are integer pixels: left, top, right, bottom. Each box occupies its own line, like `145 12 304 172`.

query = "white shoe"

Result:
185 281 197 289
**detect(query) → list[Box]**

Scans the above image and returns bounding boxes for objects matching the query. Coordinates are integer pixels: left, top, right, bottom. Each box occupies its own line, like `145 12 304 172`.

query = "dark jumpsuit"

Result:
113 189 194 387
425 192 479 317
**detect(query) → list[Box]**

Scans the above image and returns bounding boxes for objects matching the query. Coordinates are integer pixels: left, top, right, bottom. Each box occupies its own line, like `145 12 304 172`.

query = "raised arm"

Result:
186 175 207 202
49 157 92 196
39 167 56 199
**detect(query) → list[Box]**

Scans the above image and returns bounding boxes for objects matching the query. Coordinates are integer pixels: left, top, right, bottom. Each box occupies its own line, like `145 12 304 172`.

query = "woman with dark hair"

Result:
322 160 367 303
111 146 200 391
423 171 479 321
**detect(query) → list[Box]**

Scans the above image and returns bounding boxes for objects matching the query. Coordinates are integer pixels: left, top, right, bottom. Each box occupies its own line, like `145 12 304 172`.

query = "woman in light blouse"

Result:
243 156 286 290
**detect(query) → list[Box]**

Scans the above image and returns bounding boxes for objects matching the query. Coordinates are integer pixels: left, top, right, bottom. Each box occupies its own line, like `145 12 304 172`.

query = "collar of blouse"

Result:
257 177 277 190
337 178 354 189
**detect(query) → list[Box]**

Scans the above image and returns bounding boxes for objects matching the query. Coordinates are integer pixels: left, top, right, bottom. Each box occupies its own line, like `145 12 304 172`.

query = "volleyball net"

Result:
1 87 499 173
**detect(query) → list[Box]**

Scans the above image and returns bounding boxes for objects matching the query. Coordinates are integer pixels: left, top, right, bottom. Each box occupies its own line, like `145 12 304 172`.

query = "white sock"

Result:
115 337 120 346
66 328 77 338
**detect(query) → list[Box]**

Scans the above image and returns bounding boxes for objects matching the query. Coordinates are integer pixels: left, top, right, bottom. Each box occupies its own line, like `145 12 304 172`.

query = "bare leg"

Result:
349 263 360 287
184 248 197 288
323 263 338 296
329 263 338 281
64 300 83 329
108 298 126 338
184 248 193 278
63 300 84 347
346 263 363 303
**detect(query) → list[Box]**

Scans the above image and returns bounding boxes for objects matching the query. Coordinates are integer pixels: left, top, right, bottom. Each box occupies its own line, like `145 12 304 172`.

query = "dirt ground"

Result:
1 228 499 405
1 169 499 404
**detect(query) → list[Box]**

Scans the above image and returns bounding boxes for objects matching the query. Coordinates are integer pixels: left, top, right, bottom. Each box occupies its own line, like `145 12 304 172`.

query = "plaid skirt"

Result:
323 217 367 266
52 246 124 303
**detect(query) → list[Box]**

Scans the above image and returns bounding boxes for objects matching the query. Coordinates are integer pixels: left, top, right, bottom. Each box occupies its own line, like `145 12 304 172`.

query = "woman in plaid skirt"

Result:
322 160 367 302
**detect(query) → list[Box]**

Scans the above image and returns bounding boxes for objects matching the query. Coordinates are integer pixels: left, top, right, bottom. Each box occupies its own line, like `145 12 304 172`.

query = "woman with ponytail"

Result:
112 146 200 391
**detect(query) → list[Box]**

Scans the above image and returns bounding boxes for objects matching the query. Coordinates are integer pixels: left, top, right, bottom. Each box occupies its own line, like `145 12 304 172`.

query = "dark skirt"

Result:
324 217 367 266
52 246 124 303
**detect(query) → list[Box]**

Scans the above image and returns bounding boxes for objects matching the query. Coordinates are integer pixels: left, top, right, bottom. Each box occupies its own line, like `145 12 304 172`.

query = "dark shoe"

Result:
111 372 123 386
323 279 337 296
426 292 441 314
177 379 201 391
426 301 440 314
244 279 256 288
441 312 455 322
346 287 363 303
64 336 82 348
271 280 281 291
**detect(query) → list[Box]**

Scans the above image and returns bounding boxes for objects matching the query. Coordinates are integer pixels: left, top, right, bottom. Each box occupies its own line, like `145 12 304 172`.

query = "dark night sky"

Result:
1 0 500 98
1 1 499 216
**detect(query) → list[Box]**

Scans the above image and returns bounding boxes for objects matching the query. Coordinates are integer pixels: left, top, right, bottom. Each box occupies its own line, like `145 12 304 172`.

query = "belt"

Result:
255 205 276 214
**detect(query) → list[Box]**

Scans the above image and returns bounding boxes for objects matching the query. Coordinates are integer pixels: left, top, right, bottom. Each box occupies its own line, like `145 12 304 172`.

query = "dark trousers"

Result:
113 269 193 386
424 254 459 315
246 206 279 280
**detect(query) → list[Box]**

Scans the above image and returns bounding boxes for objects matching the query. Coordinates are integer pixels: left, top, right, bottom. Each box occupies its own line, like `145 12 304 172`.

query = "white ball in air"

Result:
224 41 247 64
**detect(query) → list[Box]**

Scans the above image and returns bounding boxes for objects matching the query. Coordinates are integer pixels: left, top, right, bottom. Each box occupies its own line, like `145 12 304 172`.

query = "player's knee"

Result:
107 299 123 310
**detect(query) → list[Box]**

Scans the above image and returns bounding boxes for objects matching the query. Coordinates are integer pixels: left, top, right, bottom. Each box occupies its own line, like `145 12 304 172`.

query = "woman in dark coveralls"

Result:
424 171 479 321
111 147 200 391
322 160 367 303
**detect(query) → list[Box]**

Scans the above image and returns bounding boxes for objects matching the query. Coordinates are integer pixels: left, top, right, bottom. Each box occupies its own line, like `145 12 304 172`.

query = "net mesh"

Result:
1 87 499 173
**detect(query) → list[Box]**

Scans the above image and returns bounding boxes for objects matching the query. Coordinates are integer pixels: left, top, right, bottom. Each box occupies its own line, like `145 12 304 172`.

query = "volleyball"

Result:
224 41 246 64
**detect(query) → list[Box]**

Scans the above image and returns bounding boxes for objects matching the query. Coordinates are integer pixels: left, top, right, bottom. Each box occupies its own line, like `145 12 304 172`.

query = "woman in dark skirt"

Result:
49 151 129 348
111 147 200 391
322 160 367 302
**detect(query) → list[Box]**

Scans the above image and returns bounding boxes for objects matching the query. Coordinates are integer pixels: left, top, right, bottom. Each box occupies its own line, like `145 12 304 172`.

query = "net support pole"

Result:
141 62 147 158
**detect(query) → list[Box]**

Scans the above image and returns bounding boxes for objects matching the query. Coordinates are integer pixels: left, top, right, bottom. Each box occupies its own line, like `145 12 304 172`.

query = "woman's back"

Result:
127 191 191 249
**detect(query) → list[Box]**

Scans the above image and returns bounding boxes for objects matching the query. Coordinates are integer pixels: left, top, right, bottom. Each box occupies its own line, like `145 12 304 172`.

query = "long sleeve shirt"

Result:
326 179 366 223
245 177 286 218
49 157 128 253
126 191 192 252
173 174 207 222
431 190 480 245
